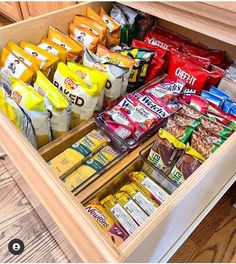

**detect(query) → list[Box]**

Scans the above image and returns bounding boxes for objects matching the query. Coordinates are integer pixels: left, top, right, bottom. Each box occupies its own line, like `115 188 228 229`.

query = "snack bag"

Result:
48 129 108 178
67 62 108 111
83 49 128 107
169 143 205 185
53 62 102 127
20 41 59 78
171 113 200 129
73 15 106 46
0 47 34 83
178 103 202 119
168 49 209 94
10 77 51 148
96 44 135 95
34 71 71 139
114 192 148 226
38 38 67 63
69 23 99 53
120 183 158 216
100 195 139 235
7 42 41 73
191 131 219 158
48 26 84 62
147 128 185 175
129 171 170 205
100 7 121 47
197 125 226 145
85 198 128 246
64 145 118 190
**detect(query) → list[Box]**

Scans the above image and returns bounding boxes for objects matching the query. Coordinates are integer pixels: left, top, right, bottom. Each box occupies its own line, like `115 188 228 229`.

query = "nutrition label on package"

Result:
110 204 138 235
133 192 157 216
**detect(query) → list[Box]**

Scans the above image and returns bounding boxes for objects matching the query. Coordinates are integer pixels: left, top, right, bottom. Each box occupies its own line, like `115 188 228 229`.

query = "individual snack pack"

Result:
9 77 51 148
178 103 202 119
34 71 71 139
85 198 128 246
53 62 102 127
96 44 134 96
67 61 108 111
114 191 148 226
168 49 209 95
64 145 118 191
181 94 209 114
48 26 84 62
48 129 108 178
0 80 37 148
147 128 185 175
169 143 205 185
0 47 34 83
69 23 99 52
100 6 120 47
201 90 223 107
38 38 67 63
129 171 170 205
73 15 106 46
83 48 128 107
164 116 194 143
100 195 139 235
200 115 232 138
7 42 41 74
196 125 226 145
191 131 219 158
172 113 200 129
20 41 59 78
120 183 158 216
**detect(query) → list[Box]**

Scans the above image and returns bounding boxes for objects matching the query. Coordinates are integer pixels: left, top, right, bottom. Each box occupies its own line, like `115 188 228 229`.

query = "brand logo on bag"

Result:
86 207 109 228
64 77 78 90
93 62 105 71
12 91 22 104
76 70 86 79
37 86 45 97
149 39 169 50
175 68 197 86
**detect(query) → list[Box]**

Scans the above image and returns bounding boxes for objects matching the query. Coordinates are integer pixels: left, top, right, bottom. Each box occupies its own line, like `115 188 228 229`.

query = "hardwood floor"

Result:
170 182 236 263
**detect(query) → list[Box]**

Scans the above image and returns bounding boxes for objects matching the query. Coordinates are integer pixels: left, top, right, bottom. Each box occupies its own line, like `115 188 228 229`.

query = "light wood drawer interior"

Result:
0 1 236 262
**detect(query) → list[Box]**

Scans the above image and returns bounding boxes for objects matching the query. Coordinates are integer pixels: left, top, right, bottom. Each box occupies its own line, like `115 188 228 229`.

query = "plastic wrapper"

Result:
172 113 200 129
201 90 223 107
196 125 226 145
34 71 71 139
48 26 84 62
69 23 99 52
53 62 102 127
0 47 34 83
178 103 202 119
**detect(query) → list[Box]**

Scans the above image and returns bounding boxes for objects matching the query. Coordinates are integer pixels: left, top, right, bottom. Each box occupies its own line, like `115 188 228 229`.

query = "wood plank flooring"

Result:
0 156 68 262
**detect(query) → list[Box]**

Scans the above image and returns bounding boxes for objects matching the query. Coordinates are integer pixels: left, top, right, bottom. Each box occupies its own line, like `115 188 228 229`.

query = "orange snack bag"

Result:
99 7 120 47
48 26 84 62
73 15 106 45
69 23 99 52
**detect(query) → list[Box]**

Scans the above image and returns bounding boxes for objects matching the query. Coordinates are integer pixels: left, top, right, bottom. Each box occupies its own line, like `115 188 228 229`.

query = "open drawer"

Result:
0 1 236 263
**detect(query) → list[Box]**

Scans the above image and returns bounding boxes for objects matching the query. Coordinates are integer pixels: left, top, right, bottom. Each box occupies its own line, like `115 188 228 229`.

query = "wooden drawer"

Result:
0 2 236 262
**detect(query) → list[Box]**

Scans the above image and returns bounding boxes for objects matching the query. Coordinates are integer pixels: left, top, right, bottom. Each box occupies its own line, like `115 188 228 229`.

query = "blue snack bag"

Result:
201 90 223 107
209 86 230 101
222 99 236 113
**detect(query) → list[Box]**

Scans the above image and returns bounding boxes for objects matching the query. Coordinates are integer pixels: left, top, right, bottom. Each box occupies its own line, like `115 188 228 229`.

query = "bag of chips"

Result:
7 42 41 74
38 38 67 63
69 23 99 52
83 48 128 107
20 41 59 78
0 48 34 83
9 77 51 148
53 62 102 127
96 44 134 95
67 61 108 111
34 71 71 139
48 26 84 62
73 15 106 46
100 6 121 47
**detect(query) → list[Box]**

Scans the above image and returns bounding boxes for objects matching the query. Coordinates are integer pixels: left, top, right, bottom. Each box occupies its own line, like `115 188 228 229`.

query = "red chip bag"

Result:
186 53 211 70
168 49 209 94
144 31 182 51
205 64 225 90
179 94 209 114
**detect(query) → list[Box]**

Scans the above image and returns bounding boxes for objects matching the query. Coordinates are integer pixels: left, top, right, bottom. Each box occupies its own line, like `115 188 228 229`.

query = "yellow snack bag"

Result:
49 129 108 178
7 42 41 73
64 145 118 190
67 62 108 111
87 7 109 36
69 23 99 53
100 7 120 47
34 71 71 139
73 15 106 46
10 77 51 148
0 48 34 83
53 62 102 127
48 26 84 62
38 38 67 63
20 41 59 78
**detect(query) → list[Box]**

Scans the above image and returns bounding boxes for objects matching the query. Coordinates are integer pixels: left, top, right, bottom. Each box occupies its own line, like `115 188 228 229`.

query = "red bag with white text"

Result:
168 49 209 94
